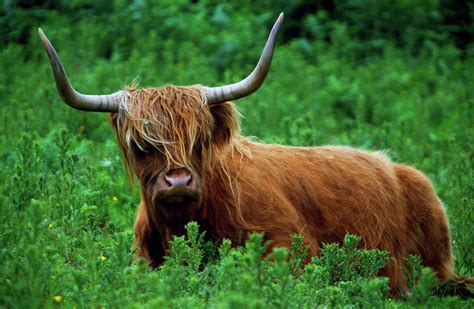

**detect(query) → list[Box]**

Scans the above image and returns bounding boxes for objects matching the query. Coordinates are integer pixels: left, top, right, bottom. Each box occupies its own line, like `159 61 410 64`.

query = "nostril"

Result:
186 174 192 186
164 175 173 187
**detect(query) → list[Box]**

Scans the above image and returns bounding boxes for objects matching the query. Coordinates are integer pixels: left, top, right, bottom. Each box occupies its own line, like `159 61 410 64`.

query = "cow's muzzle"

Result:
155 168 201 207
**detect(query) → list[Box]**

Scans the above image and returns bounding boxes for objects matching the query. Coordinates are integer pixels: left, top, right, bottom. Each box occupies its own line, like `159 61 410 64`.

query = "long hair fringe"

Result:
111 85 253 231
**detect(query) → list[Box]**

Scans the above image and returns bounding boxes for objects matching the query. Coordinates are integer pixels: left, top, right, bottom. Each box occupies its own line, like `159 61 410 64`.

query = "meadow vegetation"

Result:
1 1 473 307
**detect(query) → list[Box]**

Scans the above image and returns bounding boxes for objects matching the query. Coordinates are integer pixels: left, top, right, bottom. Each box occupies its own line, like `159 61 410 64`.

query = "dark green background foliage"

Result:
1 0 473 307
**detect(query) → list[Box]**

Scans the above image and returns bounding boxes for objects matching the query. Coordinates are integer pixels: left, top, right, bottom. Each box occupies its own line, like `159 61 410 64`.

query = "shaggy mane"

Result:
114 85 248 173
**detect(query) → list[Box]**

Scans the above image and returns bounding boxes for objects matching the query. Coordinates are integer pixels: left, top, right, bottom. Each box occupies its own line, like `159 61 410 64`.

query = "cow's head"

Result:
39 14 283 225
109 85 244 225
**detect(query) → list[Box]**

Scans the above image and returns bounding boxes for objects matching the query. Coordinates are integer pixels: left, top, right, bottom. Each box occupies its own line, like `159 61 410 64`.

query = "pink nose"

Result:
164 170 193 188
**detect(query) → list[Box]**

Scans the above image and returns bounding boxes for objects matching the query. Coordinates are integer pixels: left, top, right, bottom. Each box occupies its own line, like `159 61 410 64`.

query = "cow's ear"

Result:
108 112 119 128
108 112 134 182
209 102 240 148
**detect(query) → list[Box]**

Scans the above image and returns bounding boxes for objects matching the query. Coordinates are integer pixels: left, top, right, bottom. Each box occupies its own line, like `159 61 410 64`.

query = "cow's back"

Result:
225 140 455 292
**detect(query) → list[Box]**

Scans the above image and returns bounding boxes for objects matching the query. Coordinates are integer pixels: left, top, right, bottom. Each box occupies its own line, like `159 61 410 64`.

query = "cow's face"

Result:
39 15 283 224
111 85 240 223
130 139 203 224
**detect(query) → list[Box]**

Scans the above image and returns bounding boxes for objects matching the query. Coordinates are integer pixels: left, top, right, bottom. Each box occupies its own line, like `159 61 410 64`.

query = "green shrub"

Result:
1 2 472 307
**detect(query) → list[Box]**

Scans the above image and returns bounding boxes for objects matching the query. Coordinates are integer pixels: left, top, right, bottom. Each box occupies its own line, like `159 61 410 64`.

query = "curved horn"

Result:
204 13 284 105
38 28 123 112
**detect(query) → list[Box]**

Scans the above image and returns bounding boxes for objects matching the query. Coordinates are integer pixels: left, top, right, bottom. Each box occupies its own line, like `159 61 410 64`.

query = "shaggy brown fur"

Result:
110 85 470 295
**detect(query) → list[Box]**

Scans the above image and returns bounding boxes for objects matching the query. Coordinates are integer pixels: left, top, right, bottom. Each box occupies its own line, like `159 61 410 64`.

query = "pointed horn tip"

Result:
37 28 57 57
272 13 284 31
38 28 45 38
37 28 50 47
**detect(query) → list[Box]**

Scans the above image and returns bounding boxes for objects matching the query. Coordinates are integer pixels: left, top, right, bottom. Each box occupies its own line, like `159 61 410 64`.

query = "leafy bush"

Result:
137 223 394 307
0 1 473 307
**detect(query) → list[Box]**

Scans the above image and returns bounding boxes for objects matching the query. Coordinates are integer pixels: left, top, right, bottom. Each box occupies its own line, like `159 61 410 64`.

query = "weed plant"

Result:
1 1 473 307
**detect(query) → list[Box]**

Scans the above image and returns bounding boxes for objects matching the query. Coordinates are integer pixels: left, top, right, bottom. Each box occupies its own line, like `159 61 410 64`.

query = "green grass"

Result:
1 2 473 307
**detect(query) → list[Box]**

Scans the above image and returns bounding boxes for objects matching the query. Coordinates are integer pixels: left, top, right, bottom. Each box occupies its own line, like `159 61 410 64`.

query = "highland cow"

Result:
39 13 471 295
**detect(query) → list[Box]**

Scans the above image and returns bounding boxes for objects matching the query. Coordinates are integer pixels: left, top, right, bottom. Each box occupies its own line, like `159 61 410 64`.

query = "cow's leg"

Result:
418 201 455 281
133 202 166 268
394 165 455 281
396 166 474 296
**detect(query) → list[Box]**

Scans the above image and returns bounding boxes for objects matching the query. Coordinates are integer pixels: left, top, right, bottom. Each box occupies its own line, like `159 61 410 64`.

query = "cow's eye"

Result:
193 143 202 155
130 141 150 159
143 173 159 185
